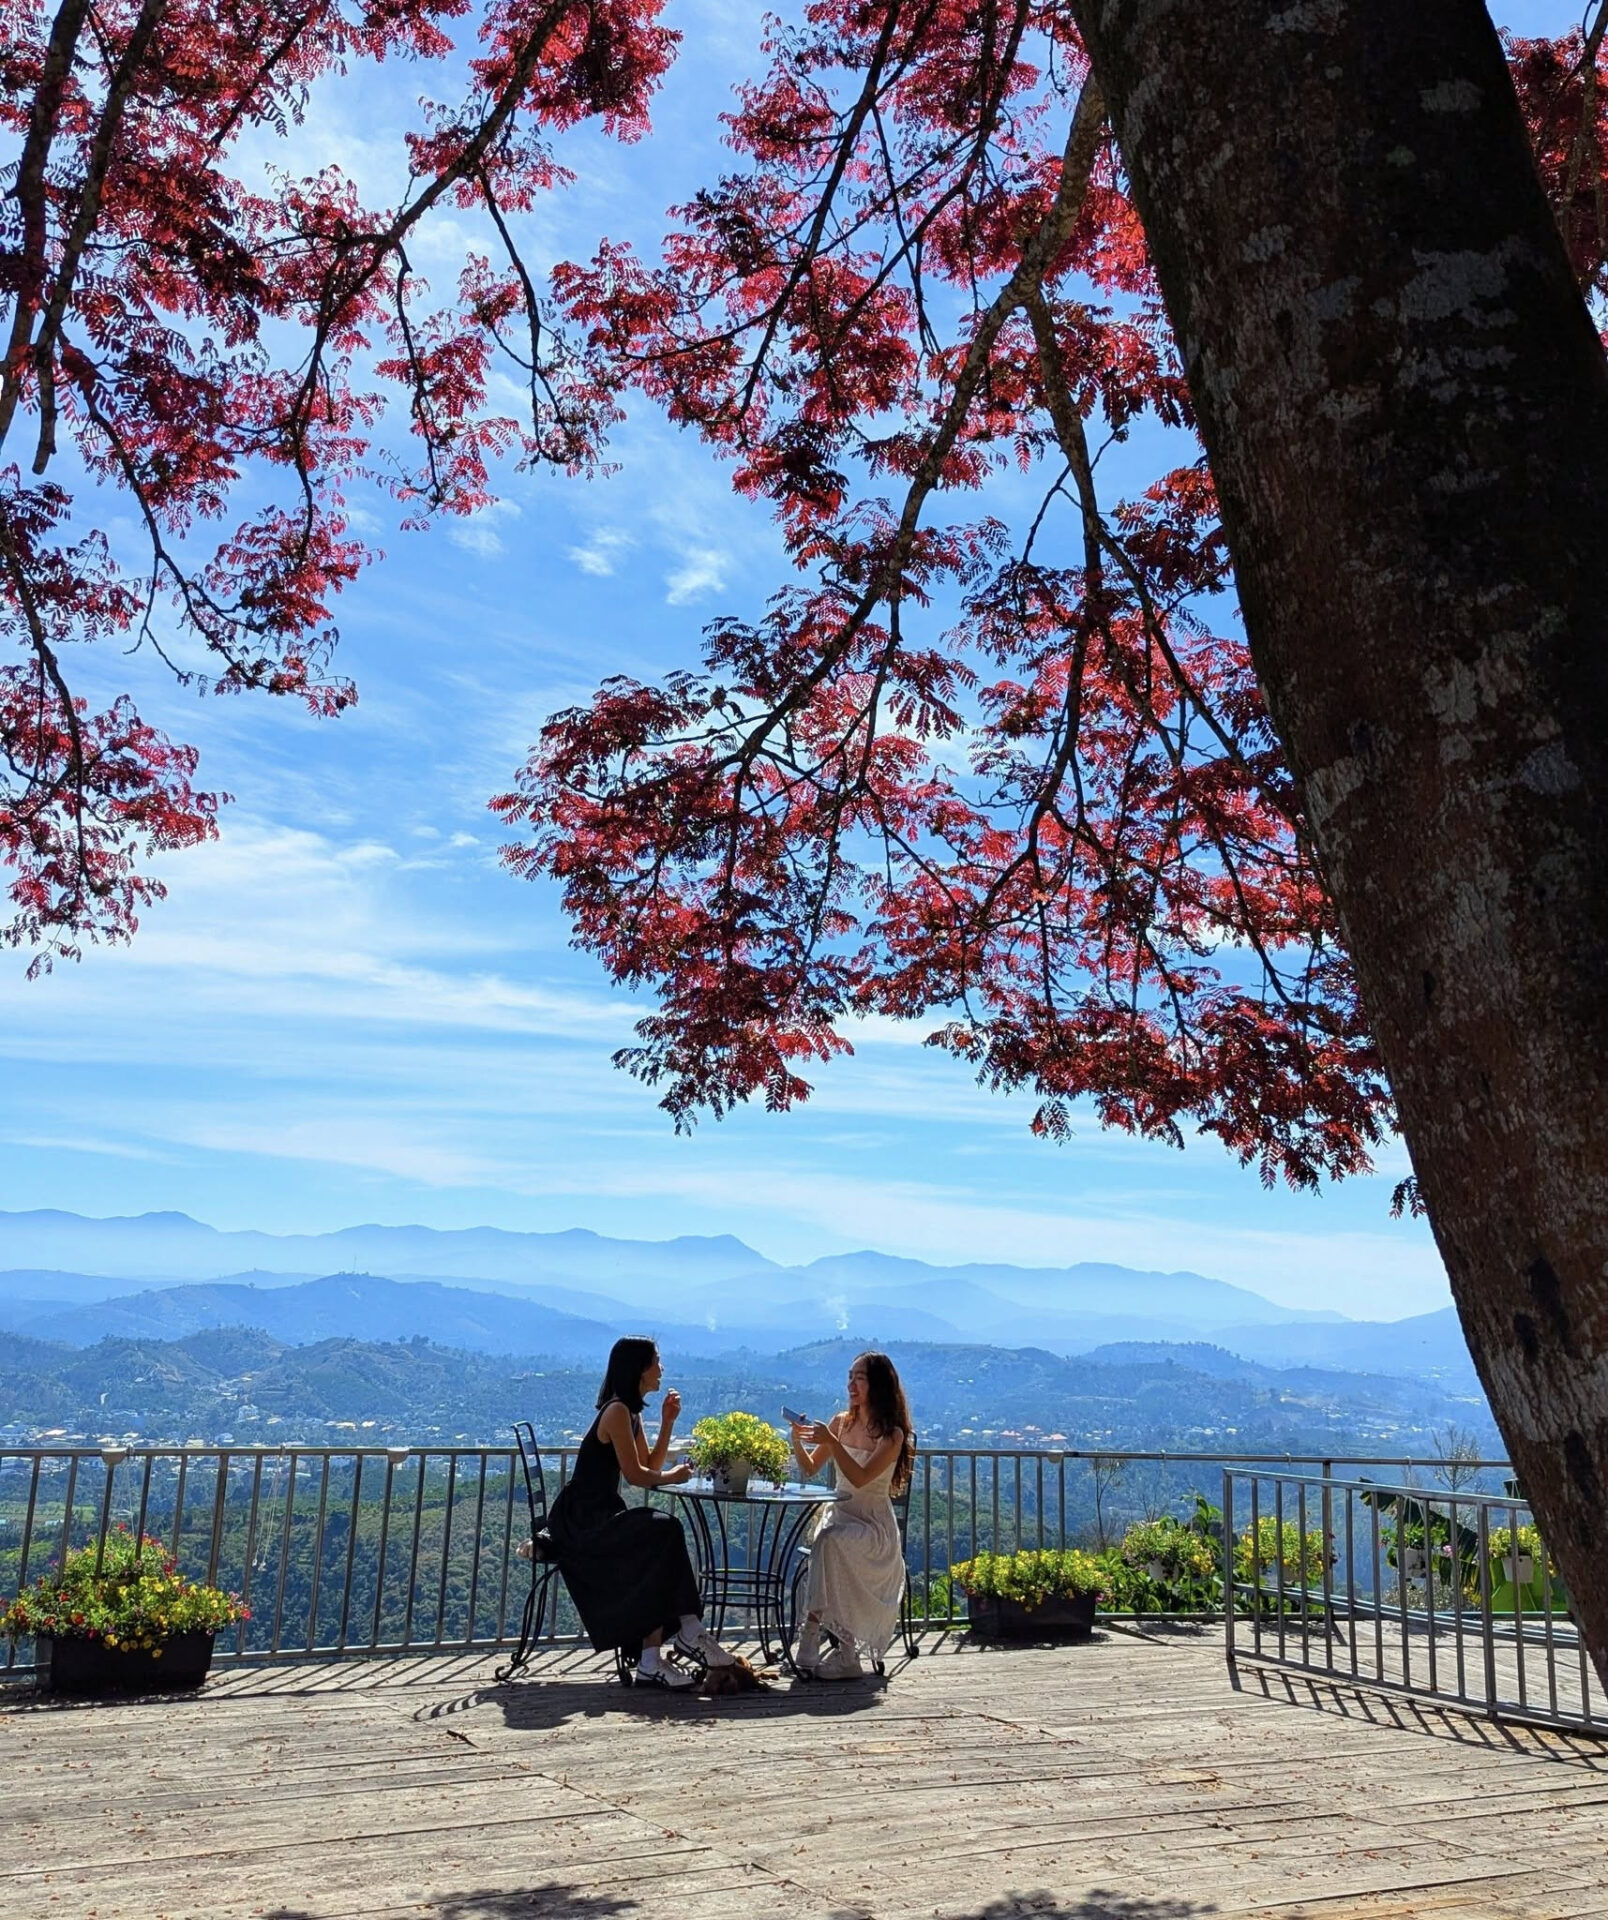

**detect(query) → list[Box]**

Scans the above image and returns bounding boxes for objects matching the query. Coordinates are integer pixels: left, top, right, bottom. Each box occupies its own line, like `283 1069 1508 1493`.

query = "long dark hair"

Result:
856 1351 915 1495
597 1336 658 1414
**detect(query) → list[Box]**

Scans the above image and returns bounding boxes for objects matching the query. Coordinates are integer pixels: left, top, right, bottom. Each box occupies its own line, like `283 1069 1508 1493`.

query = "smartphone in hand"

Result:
782 1406 811 1428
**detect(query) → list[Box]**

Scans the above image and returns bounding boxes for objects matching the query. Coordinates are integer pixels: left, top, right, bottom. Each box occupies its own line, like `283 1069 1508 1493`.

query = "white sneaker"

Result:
675 1624 736 1668
814 1643 864 1681
636 1656 699 1690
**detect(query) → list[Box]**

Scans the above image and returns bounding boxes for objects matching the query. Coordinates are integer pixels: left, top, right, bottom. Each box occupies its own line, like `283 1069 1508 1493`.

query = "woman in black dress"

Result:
548 1337 735 1689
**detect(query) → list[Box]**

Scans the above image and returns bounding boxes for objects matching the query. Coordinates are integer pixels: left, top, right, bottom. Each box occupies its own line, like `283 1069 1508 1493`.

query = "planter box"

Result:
36 1630 216 1696
967 1592 1097 1642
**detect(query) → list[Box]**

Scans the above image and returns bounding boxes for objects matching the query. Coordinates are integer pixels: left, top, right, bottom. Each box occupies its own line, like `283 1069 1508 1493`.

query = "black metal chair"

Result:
496 1424 675 1688
495 1422 559 1681
786 1477 921 1676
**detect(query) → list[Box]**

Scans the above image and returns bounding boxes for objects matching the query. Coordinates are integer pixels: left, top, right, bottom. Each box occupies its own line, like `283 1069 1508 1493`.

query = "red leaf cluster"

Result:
499 6 1608 1187
0 0 673 958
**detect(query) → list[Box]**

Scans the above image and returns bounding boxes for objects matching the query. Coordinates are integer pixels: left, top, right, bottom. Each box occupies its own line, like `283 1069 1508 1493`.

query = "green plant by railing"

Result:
1485 1522 1564 1612
685 1412 791 1485
906 1571 955 1620
1114 1513 1222 1613
2 1526 249 1651
948 1547 1108 1609
1487 1523 1546 1566
1234 1516 1330 1590
1360 1487 1477 1585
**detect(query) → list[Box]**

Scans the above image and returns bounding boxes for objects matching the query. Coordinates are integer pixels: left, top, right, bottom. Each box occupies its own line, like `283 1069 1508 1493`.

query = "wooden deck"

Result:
4 1626 1607 1920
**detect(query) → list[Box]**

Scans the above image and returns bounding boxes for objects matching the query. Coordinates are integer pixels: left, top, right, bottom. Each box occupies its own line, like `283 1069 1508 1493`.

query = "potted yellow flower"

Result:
948 1548 1108 1640
3 1526 249 1695
685 1412 791 1496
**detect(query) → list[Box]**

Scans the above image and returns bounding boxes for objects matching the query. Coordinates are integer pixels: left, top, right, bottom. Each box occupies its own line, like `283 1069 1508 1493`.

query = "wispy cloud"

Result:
449 498 522 560
665 546 729 604
567 528 634 577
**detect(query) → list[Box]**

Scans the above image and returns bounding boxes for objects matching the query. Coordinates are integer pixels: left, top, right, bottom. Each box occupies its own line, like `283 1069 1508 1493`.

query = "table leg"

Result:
708 1497 732 1636
682 1495 721 1635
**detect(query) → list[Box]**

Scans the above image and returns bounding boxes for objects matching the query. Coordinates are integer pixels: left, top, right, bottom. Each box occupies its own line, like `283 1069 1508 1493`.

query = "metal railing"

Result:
1223 1466 1601 1735
0 1443 551 1676
2 1441 1516 1681
898 1446 1511 1627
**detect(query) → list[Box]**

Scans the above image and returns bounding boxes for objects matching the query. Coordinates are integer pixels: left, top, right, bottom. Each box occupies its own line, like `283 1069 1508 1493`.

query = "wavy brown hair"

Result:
856 1351 915 1495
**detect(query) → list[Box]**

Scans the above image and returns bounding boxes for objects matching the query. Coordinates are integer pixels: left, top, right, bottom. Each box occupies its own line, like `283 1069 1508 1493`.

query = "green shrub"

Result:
1487 1523 1541 1561
948 1547 1107 1609
685 1411 791 1485
1234 1516 1330 1588
1116 1515 1221 1612
2 1527 249 1650
908 1572 954 1620
1487 1523 1553 1579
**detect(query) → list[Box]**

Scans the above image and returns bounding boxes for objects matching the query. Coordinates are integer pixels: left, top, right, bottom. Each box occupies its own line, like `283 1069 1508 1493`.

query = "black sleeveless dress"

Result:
547 1408 702 1653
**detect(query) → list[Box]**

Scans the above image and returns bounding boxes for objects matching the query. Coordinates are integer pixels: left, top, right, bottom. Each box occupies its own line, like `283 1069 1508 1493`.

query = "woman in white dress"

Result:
789 1351 913 1680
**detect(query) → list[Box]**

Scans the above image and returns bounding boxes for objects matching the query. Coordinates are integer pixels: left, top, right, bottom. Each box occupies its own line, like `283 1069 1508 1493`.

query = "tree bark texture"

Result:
1073 0 1608 1678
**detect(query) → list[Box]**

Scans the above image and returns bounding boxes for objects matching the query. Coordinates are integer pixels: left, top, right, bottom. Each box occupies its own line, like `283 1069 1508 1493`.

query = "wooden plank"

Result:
4 1628 1605 1920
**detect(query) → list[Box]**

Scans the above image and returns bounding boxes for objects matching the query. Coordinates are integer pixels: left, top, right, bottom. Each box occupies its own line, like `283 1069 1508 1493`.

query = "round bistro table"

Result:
665 1480 829 1669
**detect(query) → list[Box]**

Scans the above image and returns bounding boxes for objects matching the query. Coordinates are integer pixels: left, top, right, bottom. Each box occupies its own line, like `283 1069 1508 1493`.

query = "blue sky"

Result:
0 3 1572 1319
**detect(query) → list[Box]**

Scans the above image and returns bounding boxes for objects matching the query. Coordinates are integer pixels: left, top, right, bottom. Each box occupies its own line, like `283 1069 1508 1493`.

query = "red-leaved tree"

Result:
0 0 673 966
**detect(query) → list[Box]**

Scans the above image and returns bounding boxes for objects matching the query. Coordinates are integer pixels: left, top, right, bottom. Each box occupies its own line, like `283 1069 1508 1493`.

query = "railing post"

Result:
1320 1460 1334 1674
93 1451 118 1575
1222 1469 1236 1666
207 1452 230 1586
1478 1501 1498 1713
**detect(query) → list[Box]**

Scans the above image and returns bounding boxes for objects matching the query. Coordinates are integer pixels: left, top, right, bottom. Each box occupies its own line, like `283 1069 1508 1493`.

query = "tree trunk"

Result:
1073 0 1608 1679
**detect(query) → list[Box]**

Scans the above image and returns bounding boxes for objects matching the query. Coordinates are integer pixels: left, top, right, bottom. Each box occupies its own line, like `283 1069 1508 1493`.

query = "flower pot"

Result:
1144 1558 1168 1583
1502 1554 1537 1587
967 1591 1097 1642
1402 1548 1428 1579
711 1459 751 1497
37 1630 216 1696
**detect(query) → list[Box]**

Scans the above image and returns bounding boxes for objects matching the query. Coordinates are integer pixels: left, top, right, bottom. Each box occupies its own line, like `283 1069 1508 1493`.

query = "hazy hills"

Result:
0 1209 1474 1391
0 1326 1498 1457
2 1274 622 1360
0 1210 777 1287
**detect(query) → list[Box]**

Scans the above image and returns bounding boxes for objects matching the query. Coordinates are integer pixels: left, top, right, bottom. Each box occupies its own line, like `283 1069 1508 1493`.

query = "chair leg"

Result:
900 1586 920 1660
496 1577 540 1682
783 1555 809 1668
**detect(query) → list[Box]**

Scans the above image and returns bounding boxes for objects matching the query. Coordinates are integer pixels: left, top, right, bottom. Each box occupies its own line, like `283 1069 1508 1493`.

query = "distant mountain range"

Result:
0 1325 1499 1459
0 1208 1474 1389
0 1210 772 1287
